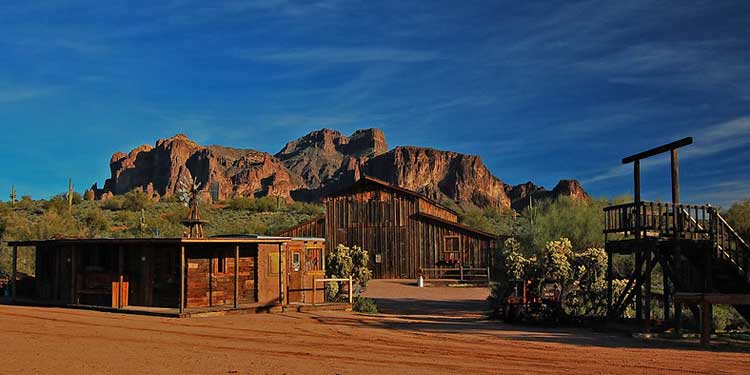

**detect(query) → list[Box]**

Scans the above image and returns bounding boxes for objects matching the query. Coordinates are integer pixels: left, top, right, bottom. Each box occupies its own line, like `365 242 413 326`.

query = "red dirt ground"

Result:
1 280 748 375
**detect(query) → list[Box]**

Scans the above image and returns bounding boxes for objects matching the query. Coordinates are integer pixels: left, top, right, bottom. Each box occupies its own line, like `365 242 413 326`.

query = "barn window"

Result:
443 236 461 262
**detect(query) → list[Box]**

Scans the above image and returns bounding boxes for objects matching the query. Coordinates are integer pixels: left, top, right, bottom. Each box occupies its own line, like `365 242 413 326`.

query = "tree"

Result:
725 199 750 243
528 197 607 251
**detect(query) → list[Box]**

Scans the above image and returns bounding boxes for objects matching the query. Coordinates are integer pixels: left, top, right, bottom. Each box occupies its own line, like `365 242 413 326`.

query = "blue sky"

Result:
0 1 748 207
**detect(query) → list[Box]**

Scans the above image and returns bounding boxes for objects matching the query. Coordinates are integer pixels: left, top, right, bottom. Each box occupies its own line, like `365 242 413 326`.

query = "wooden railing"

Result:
604 201 749 282
420 266 491 284
311 276 353 305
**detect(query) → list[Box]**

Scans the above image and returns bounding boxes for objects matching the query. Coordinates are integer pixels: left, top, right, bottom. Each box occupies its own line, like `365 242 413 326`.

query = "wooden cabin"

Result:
279 176 498 279
7 236 326 317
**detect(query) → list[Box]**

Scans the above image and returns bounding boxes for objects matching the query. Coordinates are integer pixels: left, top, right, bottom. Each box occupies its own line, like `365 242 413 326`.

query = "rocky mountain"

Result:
504 180 589 211
98 134 301 201
274 128 387 200
94 129 588 210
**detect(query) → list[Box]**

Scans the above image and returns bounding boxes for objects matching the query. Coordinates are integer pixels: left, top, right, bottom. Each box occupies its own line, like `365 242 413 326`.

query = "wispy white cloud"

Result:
0 85 54 103
582 116 750 184
252 47 440 64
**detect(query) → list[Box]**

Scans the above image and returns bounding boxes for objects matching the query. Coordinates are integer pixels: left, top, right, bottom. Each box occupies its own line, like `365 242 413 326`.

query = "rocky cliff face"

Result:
274 128 387 190
363 146 511 209
96 129 588 209
101 134 301 201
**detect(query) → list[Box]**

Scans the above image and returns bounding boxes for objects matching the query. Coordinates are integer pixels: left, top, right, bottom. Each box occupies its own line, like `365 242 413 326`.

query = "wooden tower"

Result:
604 137 750 346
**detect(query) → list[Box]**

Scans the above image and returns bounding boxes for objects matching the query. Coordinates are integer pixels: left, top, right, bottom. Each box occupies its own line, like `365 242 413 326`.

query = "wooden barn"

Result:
279 176 499 279
7 236 326 317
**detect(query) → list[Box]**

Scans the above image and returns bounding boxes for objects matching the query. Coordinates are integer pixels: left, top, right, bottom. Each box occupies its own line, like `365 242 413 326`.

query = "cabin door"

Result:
287 249 304 303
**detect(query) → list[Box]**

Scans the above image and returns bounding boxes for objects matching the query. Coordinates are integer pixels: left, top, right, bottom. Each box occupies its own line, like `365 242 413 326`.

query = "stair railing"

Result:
679 206 749 284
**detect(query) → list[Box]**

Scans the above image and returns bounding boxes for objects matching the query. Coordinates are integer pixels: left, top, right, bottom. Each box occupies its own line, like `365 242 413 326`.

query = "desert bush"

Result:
352 296 378 314
79 208 111 234
122 190 152 211
101 195 125 210
225 196 279 212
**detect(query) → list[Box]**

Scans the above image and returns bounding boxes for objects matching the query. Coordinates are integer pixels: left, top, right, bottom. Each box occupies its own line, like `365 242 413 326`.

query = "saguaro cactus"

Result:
10 185 17 205
67 178 74 212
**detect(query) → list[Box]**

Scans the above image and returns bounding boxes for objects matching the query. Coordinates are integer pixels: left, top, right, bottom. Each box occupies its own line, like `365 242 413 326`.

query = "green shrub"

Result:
122 190 152 211
352 296 378 314
101 196 125 211
80 208 111 234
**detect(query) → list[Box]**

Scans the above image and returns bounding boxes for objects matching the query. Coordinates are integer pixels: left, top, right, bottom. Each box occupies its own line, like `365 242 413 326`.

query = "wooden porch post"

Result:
663 265 670 321
118 245 124 309
278 243 284 305
70 246 77 304
700 301 712 347
179 245 185 315
606 251 613 316
234 245 239 309
644 250 652 330
11 246 18 302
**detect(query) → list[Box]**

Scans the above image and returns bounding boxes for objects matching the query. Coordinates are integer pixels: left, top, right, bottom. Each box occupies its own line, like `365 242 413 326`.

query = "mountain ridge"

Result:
93 129 588 210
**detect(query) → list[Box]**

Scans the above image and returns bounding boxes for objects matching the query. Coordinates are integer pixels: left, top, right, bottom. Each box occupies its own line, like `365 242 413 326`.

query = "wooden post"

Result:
234 245 239 309
644 250 652 331
11 246 18 303
700 300 712 347
118 246 124 309
706 208 715 294
312 280 316 306
635 251 642 321
70 246 77 304
348 276 353 304
663 264 670 321
606 251 613 317
54 246 61 301
671 149 682 334
278 244 284 305
633 160 643 322
179 245 185 315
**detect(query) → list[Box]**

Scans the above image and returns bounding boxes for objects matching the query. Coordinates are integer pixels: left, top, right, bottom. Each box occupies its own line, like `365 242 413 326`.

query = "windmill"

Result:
178 177 208 238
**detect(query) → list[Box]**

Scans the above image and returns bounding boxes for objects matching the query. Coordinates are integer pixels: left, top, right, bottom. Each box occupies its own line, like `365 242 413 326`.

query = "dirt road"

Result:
1 282 747 375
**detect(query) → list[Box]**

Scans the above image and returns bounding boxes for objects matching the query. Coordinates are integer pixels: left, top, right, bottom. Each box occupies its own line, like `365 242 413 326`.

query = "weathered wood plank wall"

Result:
324 182 495 278
185 246 257 308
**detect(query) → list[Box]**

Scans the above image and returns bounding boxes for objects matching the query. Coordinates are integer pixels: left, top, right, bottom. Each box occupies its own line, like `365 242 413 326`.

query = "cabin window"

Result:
443 236 461 262
268 252 281 275
292 252 301 271
215 255 227 274
305 248 324 271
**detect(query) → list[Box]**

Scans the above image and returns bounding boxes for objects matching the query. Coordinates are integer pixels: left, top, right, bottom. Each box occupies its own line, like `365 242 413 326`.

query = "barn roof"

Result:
328 175 460 216
415 212 500 239
6 236 290 247
274 214 325 236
